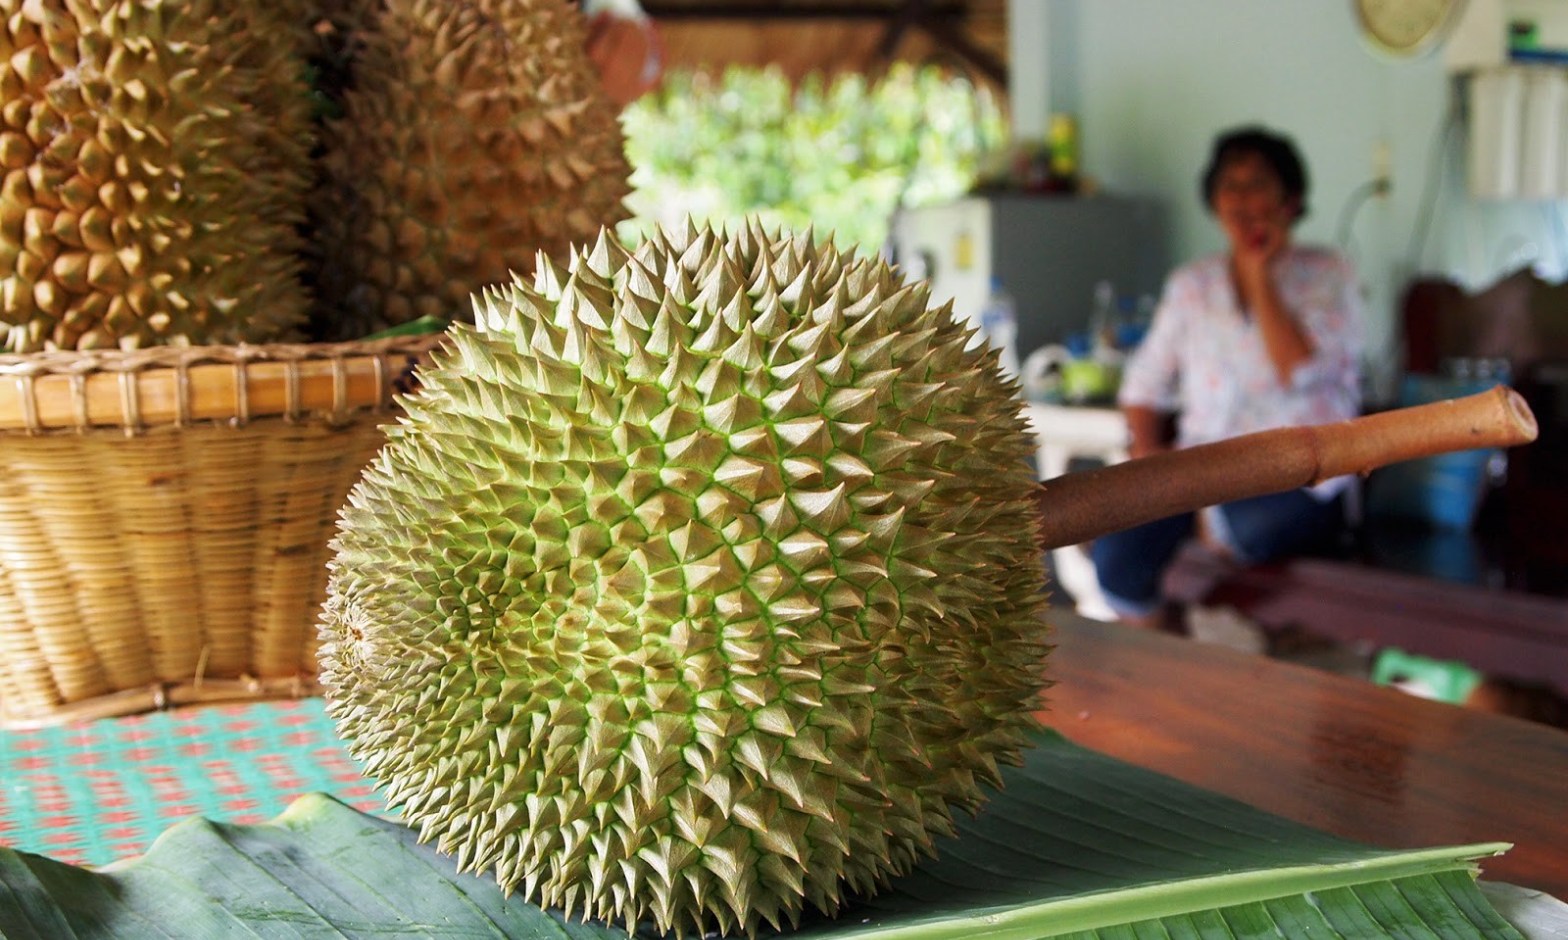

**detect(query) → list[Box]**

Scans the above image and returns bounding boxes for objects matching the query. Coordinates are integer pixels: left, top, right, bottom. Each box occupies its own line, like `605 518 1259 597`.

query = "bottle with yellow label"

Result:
1047 113 1079 194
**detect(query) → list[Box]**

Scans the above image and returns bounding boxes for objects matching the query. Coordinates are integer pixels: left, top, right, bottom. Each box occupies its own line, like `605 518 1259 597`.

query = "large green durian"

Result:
319 221 1050 937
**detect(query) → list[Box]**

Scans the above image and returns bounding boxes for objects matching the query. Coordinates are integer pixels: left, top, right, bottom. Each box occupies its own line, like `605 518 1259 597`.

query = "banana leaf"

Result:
0 729 1524 939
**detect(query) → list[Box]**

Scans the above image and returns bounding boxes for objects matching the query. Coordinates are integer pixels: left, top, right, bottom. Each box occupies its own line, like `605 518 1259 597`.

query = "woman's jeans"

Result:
1090 488 1346 618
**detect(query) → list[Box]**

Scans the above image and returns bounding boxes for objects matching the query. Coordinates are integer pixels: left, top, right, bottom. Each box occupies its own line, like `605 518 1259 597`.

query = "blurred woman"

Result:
1091 125 1364 630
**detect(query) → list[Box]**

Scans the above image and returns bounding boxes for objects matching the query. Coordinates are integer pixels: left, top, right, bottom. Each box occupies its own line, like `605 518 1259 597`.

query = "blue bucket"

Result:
1366 374 1501 531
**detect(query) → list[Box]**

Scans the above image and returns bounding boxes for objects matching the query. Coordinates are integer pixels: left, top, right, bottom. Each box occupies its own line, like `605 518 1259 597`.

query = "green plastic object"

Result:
1373 647 1485 705
357 315 450 341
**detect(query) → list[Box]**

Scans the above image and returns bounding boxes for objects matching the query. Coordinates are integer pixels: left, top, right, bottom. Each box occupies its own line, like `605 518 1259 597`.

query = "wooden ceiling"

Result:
641 0 1008 89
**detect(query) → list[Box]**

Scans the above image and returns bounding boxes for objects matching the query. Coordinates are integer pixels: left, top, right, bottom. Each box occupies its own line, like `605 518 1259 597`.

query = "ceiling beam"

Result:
640 2 969 20
640 0 1007 87
911 11 1006 85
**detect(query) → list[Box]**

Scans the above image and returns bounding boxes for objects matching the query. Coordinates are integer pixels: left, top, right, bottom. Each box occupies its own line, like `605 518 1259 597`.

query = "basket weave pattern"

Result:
0 338 436 728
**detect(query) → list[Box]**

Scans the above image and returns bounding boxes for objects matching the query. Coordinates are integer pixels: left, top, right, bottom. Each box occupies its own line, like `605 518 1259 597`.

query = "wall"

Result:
1029 0 1568 398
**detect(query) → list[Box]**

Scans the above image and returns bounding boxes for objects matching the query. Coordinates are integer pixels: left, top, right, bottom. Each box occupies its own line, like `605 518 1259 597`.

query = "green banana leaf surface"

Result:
0 728 1523 940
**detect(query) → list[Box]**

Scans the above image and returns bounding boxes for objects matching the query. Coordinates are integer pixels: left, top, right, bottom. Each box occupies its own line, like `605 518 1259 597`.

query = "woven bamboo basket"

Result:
0 336 440 728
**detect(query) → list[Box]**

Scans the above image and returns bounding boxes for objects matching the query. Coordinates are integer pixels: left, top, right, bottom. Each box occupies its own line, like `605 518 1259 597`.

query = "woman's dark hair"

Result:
1200 126 1309 221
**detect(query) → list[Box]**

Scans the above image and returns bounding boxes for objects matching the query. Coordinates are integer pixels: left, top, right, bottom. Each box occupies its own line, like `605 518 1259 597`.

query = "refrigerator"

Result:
888 194 1169 361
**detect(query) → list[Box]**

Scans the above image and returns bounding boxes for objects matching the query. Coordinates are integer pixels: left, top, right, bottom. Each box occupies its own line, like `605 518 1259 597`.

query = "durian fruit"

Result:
319 221 1050 937
0 0 316 352
310 0 632 341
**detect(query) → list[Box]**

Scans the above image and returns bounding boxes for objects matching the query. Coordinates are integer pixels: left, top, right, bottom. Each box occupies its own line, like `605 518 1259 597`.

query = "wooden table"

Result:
1036 609 1568 897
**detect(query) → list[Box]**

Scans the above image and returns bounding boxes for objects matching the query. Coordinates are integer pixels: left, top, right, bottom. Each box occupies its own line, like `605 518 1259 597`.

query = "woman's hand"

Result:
1227 202 1315 383
1123 405 1170 460
1230 203 1291 298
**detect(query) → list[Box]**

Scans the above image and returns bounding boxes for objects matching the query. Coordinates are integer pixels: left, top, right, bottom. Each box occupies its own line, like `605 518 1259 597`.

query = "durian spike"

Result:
1035 385 1538 551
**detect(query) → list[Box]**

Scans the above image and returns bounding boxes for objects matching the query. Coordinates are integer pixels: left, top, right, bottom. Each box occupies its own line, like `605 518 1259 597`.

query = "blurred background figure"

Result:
1091 125 1365 631
582 0 664 106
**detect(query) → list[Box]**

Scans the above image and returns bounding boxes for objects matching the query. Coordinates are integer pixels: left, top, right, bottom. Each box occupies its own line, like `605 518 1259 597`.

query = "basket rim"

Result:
0 334 443 374
0 334 444 433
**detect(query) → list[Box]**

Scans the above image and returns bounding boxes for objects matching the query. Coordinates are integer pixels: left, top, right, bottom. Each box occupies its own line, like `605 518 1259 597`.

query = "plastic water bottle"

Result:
1088 280 1118 354
979 275 1020 379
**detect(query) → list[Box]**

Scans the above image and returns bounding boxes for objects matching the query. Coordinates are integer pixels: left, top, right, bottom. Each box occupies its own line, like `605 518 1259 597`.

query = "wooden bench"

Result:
1162 540 1568 699
1120 272 1568 707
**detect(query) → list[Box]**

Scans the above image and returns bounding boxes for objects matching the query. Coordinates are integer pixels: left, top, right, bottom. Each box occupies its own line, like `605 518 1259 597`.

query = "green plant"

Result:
619 64 1006 253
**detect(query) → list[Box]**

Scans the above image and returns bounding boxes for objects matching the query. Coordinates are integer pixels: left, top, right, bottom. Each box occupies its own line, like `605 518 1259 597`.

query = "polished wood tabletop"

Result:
1035 609 1568 897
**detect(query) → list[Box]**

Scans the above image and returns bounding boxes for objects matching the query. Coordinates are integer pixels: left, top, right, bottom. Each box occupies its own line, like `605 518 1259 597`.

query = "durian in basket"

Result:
0 0 631 726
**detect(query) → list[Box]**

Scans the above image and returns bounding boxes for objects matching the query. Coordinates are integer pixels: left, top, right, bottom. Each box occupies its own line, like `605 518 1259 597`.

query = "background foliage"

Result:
619 64 1008 253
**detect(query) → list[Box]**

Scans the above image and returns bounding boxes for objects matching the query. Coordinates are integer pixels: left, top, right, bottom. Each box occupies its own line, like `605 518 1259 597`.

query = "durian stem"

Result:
1035 385 1539 551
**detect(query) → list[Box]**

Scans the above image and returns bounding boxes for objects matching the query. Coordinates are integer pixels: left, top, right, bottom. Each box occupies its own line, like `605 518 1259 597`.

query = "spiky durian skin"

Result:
319 222 1050 937
310 0 632 341
0 0 314 352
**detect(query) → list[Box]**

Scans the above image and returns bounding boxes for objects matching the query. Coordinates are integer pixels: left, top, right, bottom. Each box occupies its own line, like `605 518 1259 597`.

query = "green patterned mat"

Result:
2 702 1561 939
0 699 385 866
0 730 1530 940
